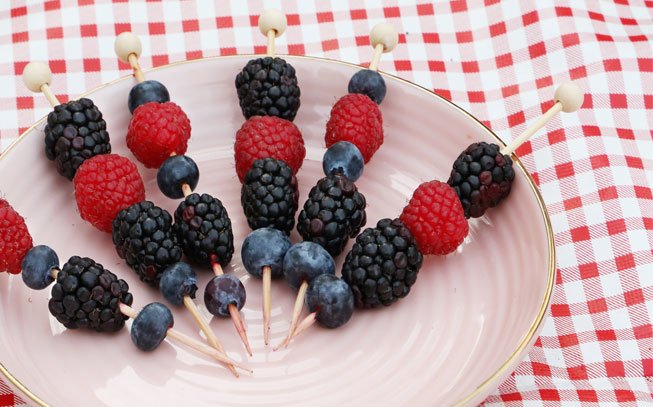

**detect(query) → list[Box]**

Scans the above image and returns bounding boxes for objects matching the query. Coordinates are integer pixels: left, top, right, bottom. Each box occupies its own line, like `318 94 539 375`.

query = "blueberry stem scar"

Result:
276 280 308 350
211 256 252 356
119 303 251 372
262 266 272 345
183 296 239 377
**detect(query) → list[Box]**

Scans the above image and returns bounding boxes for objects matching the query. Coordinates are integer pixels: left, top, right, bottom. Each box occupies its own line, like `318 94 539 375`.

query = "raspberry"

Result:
234 116 305 182
74 154 145 233
399 180 468 255
325 93 383 163
0 199 33 274
127 102 191 168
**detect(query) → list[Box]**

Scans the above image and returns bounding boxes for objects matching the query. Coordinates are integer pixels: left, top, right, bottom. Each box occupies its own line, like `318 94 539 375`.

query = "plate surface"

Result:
0 55 554 406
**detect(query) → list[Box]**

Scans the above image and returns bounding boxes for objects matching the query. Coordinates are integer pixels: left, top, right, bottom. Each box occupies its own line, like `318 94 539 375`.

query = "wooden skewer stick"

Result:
258 9 287 58
501 82 584 156
118 303 251 373
262 265 272 345
368 23 398 71
211 259 253 356
183 296 239 377
22 62 60 108
49 269 249 372
274 280 309 350
115 32 145 83
286 311 317 345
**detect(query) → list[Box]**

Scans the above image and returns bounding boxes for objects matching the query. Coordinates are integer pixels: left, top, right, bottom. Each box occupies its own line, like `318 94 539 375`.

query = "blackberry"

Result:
235 57 301 121
342 218 423 308
48 256 133 332
112 201 182 287
447 142 515 218
241 158 299 234
297 174 367 257
173 193 234 267
44 98 111 180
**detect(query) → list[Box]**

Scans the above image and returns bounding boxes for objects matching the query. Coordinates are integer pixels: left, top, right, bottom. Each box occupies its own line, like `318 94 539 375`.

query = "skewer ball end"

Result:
22 62 52 93
554 81 584 113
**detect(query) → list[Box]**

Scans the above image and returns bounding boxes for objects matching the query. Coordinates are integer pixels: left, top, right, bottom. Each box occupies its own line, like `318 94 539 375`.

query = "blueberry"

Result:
157 155 199 199
204 274 246 317
241 227 291 278
21 245 58 290
159 262 198 306
128 80 170 114
306 274 354 328
283 242 335 290
348 69 387 104
322 141 365 182
130 302 174 352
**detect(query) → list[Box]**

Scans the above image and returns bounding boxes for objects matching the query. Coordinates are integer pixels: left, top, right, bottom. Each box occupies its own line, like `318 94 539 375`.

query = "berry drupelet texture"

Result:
44 98 111 180
241 158 299 234
173 193 234 267
400 180 469 256
325 93 383 163
342 218 423 308
112 201 183 287
235 57 301 121
234 115 305 182
73 154 145 233
0 199 33 275
447 142 515 218
48 256 133 332
297 174 367 257
127 101 191 169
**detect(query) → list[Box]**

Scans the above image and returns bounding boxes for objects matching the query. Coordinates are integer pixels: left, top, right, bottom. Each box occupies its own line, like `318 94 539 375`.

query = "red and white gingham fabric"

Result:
1 1 651 405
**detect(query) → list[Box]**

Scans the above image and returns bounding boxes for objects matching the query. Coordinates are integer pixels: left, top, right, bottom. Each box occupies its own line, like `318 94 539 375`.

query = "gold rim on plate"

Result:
0 54 555 407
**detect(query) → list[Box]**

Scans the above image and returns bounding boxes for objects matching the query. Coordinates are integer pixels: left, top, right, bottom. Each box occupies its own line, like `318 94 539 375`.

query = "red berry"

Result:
127 102 191 168
0 199 33 274
234 116 305 182
325 93 383 163
399 180 468 255
73 154 145 233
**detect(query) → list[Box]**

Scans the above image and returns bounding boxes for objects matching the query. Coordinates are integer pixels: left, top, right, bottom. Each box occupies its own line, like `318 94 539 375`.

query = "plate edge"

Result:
0 53 556 407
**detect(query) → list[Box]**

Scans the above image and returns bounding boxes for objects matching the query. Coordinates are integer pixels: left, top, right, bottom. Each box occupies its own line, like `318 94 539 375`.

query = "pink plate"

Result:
0 55 554 406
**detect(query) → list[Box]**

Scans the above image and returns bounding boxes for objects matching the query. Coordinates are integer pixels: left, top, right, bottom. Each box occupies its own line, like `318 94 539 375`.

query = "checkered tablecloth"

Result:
1 1 651 405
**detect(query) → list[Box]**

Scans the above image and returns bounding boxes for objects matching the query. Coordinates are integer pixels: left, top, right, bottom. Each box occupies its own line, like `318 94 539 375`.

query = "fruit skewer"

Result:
159 262 240 376
345 83 584 309
21 62 246 373
115 33 252 360
277 24 398 347
286 84 583 345
274 242 336 350
240 228 291 345
297 23 398 257
17 241 249 372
